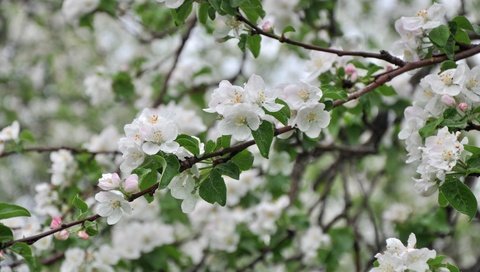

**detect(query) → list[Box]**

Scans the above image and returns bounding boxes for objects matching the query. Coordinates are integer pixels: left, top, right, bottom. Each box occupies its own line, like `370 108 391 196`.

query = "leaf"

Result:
175 134 200 156
419 117 444 138
0 223 13 243
265 98 291 125
199 169 227 206
231 150 254 171
375 85 397 96
440 60 457 72
322 85 348 100
216 135 231 149
282 25 296 34
72 194 88 213
19 130 35 143
0 203 31 220
198 3 210 25
454 29 471 45
98 0 117 16
205 140 216 154
159 154 180 189
429 25 451 47
84 221 98 236
11 242 39 272
112 71 135 101
246 35 261 58
438 191 449 208
215 161 240 180
170 0 193 25
465 145 480 155
440 179 477 220
239 0 265 22
446 263 460 272
452 16 474 31
252 121 274 158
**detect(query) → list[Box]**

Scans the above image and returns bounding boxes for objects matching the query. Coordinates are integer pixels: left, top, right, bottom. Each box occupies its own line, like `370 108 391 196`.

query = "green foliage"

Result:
215 161 240 179
246 35 261 58
175 134 200 156
252 121 274 158
440 178 478 220
0 202 31 220
112 72 135 101
265 99 291 126
231 150 254 171
199 169 227 206
72 194 89 213
11 242 39 271
0 223 13 243
171 0 193 26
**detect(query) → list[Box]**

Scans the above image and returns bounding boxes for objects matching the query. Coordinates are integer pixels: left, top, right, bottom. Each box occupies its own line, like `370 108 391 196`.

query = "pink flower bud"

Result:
345 64 357 75
458 102 468 112
50 216 62 229
54 229 69 240
123 174 139 193
260 20 273 32
98 173 121 190
77 230 89 240
441 95 456 106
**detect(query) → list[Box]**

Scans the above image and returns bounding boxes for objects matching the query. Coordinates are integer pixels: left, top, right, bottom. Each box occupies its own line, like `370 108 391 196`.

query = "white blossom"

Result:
293 103 330 138
95 191 132 225
218 104 261 141
98 173 121 191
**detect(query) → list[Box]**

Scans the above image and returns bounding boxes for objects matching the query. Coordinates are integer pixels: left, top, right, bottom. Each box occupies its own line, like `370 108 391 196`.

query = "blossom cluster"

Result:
206 74 331 140
371 233 436 272
399 62 479 194
0 121 20 155
118 102 206 174
394 3 446 61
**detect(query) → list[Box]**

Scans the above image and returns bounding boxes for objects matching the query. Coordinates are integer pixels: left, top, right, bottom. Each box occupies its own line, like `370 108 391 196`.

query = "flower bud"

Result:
77 230 89 240
50 216 62 229
54 229 69 240
123 174 140 193
440 95 455 106
259 18 274 32
98 173 121 190
458 102 468 112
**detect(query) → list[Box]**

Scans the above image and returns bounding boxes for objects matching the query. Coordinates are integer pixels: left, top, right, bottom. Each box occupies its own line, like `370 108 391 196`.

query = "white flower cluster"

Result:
94 173 139 225
394 3 446 61
299 225 330 262
206 74 330 140
371 233 436 272
399 63 479 194
118 102 206 174
0 121 20 155
50 149 77 186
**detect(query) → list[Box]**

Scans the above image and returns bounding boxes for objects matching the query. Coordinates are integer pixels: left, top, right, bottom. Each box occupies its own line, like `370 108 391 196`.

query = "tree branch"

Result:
235 14 406 67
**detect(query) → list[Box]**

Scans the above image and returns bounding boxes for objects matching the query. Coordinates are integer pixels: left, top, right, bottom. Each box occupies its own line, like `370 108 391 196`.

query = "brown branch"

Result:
235 14 406 67
153 17 197 107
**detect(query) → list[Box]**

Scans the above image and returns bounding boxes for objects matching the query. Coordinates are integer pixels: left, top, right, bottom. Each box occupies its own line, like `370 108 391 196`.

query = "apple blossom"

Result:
97 173 121 191
123 174 140 193
293 103 331 138
218 104 261 141
95 191 132 225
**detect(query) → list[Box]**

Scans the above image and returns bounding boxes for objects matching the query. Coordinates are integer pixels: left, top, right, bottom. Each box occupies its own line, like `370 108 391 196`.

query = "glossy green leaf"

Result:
440 179 477 220
0 223 13 243
429 25 450 47
72 194 89 213
175 134 200 156
0 203 31 220
11 242 39 272
199 169 227 206
252 121 274 158
246 35 261 58
231 150 254 171
215 161 240 180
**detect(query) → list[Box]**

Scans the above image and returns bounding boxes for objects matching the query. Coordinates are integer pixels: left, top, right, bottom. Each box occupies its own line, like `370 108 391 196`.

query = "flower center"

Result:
298 89 310 101
466 78 478 90
232 91 243 104
152 131 164 143
111 200 121 209
416 9 428 19
307 112 317 122
149 114 159 124
440 73 453 86
235 116 247 126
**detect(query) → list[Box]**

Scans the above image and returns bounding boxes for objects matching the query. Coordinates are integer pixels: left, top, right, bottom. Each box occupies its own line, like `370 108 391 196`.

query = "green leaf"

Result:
215 161 240 179
170 0 193 25
440 179 477 220
216 135 231 149
175 134 200 156
84 221 98 236
198 3 210 25
265 98 290 125
440 60 457 72
246 35 261 58
98 0 117 16
452 16 474 31
438 191 449 208
159 154 180 189
231 150 254 171
446 263 460 272
419 117 444 138
0 223 13 243
112 71 135 101
19 130 35 143
454 29 471 45
72 194 88 213
199 169 227 205
375 85 396 96
136 168 157 191
205 140 216 154
252 121 274 158
282 25 296 34
11 242 39 272
239 0 265 22
322 85 348 100
429 25 451 47
0 203 31 220
465 145 480 155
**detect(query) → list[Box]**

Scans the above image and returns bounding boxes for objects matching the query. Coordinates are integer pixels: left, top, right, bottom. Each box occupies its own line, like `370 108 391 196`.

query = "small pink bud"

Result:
345 64 357 75
50 216 62 229
441 95 456 106
77 230 89 240
123 174 140 193
54 229 69 240
260 20 273 32
458 102 468 112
